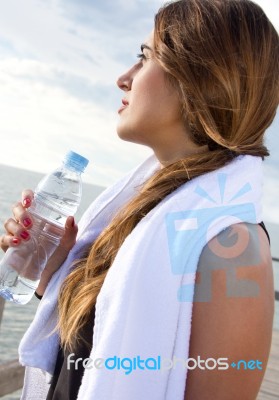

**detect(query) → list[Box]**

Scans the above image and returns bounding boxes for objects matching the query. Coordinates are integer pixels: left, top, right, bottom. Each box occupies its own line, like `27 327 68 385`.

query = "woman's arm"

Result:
184 222 274 400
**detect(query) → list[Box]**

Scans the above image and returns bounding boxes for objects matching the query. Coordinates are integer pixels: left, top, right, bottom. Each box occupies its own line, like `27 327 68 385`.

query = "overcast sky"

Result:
0 0 278 222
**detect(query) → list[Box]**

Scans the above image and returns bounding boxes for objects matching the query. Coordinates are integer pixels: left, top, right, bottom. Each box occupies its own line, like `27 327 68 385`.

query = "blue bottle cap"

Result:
64 151 89 173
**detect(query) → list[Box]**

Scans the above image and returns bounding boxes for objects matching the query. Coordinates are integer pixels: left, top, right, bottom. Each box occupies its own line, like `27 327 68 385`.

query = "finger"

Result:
42 217 78 276
59 216 78 252
12 202 33 229
21 189 34 208
0 233 22 252
4 218 31 241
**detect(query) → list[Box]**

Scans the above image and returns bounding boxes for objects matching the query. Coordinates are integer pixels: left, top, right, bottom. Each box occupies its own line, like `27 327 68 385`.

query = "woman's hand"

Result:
1 189 35 252
36 215 78 296
0 189 78 297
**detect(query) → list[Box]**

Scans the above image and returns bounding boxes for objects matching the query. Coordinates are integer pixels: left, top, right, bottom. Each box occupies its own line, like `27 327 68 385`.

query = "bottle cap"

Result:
64 151 89 173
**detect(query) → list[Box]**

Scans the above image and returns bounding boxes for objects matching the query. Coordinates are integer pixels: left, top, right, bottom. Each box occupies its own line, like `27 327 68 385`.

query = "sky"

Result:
0 0 278 222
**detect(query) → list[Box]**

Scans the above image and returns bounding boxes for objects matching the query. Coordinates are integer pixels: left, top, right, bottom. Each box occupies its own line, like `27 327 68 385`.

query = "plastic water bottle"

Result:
0 151 89 304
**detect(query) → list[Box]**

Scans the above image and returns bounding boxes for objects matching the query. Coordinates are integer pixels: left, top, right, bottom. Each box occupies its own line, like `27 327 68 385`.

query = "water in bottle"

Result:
0 151 89 304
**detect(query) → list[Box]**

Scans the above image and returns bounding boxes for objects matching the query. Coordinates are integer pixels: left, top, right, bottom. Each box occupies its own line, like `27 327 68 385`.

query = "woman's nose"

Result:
117 67 134 91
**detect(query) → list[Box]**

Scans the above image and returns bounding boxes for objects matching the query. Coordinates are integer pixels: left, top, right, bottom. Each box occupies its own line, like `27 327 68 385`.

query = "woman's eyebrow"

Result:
140 43 153 52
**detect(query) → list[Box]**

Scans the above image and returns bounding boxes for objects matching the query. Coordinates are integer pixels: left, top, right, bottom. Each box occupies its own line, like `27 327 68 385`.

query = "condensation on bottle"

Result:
0 151 89 304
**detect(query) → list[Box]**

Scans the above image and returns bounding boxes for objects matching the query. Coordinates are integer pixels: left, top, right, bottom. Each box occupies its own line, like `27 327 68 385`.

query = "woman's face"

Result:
116 32 205 166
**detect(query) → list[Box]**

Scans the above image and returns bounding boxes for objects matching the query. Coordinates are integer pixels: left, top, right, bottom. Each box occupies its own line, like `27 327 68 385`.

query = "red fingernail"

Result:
23 198 31 207
23 218 32 227
12 238 20 245
71 218 75 227
20 231 30 240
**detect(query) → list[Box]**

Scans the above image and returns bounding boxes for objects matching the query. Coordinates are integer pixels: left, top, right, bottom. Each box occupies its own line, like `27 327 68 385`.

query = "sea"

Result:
0 163 278 400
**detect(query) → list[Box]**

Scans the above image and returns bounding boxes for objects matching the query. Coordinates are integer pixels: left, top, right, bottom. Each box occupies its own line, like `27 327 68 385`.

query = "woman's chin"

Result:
116 122 150 144
116 129 147 147
116 128 131 141
116 126 135 141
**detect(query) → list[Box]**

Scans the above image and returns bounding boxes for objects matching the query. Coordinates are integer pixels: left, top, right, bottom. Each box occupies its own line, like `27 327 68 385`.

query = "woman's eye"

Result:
136 52 146 61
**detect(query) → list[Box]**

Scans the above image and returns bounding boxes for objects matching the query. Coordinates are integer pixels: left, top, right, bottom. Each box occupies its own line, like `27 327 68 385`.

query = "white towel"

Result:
18 152 263 400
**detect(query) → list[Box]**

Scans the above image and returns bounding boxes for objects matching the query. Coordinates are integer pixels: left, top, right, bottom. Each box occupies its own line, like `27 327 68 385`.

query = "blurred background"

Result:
0 0 278 197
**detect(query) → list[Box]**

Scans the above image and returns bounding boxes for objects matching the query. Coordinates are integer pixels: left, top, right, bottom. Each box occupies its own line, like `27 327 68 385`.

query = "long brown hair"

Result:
58 0 279 351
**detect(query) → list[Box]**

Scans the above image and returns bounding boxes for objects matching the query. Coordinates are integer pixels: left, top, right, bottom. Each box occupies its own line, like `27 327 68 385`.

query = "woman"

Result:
1 0 278 399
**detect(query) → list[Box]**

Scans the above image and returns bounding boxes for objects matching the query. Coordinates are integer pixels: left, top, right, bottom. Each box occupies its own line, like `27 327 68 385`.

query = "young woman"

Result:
1 0 278 399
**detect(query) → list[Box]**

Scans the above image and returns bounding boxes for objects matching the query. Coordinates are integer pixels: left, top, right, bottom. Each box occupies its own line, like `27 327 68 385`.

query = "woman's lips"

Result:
118 99 129 114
